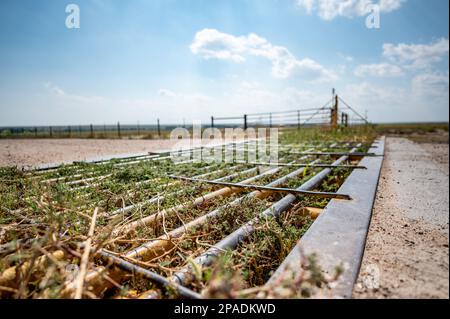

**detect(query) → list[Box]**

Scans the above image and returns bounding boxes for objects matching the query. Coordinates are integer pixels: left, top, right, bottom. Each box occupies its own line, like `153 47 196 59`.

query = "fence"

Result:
211 95 367 130
0 121 171 139
0 94 368 139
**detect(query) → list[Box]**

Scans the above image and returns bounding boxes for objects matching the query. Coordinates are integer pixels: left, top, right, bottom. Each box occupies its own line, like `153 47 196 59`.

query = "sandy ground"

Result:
353 137 449 299
0 138 250 168
0 139 185 168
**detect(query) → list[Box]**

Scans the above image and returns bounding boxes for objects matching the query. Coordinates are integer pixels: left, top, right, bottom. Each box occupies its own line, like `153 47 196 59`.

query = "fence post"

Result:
49 126 53 137
157 119 161 137
269 113 272 128
345 113 349 127
34 127 38 138
244 114 247 130
68 125 71 138
117 122 121 138
211 116 214 128
90 124 94 138
297 110 301 130
330 94 339 129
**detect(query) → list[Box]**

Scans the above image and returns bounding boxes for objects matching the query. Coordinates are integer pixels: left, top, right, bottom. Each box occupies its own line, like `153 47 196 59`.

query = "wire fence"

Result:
0 123 170 139
212 96 368 130
0 95 368 139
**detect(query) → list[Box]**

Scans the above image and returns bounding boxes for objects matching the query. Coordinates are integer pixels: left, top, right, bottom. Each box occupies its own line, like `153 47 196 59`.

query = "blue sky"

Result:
0 0 448 126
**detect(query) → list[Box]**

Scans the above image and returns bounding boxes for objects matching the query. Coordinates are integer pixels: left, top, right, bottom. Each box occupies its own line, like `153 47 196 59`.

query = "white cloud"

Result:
354 63 404 77
43 83 217 123
296 0 405 20
383 38 449 69
412 72 449 97
157 88 177 98
343 81 406 103
298 0 315 14
190 28 336 81
338 53 354 62
341 79 449 122
45 82 105 103
157 88 213 105
340 82 409 122
219 82 331 117
44 82 66 96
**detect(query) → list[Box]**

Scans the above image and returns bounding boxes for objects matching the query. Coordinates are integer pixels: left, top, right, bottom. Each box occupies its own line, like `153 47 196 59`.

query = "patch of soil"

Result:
0 139 180 168
353 137 449 299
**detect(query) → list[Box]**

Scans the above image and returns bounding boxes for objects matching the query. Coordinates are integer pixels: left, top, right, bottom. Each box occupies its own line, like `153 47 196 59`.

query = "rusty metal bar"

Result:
170 146 360 287
167 175 352 200
108 165 255 217
279 151 377 157
233 161 366 169
98 251 202 299
60 156 310 295
110 158 291 237
126 157 320 261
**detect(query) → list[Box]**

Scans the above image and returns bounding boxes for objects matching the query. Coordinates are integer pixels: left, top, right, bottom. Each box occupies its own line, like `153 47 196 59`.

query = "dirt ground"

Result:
1 134 448 299
0 139 186 168
0 138 250 168
353 137 449 299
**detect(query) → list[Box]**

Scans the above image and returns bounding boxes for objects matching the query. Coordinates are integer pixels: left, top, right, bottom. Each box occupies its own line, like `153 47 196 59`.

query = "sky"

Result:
0 0 448 126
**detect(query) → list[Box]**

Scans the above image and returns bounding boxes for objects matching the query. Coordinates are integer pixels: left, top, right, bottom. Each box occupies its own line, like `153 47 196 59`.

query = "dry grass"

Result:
0 126 375 299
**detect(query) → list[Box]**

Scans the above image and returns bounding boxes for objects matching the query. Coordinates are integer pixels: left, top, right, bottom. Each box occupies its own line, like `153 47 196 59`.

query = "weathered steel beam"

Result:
99 251 202 299
279 151 377 157
167 175 352 200
233 161 366 169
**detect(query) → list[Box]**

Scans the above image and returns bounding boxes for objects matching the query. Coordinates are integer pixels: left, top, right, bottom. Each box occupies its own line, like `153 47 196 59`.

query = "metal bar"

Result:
279 151 377 157
112 155 172 167
301 99 333 125
265 138 384 298
111 155 295 237
170 146 360 287
133 159 324 298
338 97 369 124
232 161 366 169
108 164 248 217
246 106 331 117
167 175 351 200
212 116 244 120
150 139 258 156
270 145 373 151
61 156 308 295
281 142 374 149
66 174 113 186
128 156 319 262
27 151 162 174
211 166 260 182
99 250 202 299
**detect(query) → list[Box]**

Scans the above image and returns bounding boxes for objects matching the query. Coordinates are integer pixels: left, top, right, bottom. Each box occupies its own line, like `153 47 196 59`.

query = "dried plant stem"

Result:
74 207 98 299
